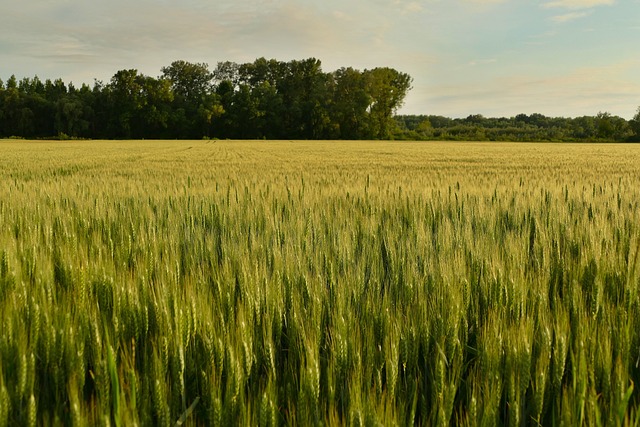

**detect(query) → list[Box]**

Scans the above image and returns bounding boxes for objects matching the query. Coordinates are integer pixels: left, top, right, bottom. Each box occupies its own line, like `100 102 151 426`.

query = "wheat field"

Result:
1 140 639 426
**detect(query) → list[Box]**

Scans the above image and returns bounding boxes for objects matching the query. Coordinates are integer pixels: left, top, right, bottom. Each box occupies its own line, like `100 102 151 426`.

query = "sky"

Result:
1 0 639 119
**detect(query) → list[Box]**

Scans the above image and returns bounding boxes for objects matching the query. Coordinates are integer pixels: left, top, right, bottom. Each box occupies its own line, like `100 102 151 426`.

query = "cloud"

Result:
468 58 497 66
403 2 424 13
332 10 352 21
542 0 612 24
551 10 591 22
542 0 615 9
0 0 427 85
534 30 558 37
463 0 509 3
424 59 640 118
389 0 427 15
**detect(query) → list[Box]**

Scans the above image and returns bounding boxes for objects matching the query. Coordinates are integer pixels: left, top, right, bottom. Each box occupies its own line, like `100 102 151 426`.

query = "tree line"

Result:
395 110 640 142
3 57 639 142
0 58 412 140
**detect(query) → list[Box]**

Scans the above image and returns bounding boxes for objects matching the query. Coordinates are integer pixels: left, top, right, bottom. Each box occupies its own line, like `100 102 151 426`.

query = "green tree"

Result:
0 76 36 137
198 93 224 138
19 76 45 96
6 75 17 90
44 78 68 100
138 75 174 138
238 57 281 88
331 67 370 139
215 79 236 138
276 58 331 139
227 84 263 139
55 95 87 137
234 58 286 138
595 111 614 140
0 79 4 136
571 116 597 140
252 81 284 139
417 118 434 138
0 58 415 139
161 61 224 138
212 61 241 88
609 115 632 141
161 60 212 105
629 107 640 141
107 69 146 138
364 67 413 139
18 77 55 137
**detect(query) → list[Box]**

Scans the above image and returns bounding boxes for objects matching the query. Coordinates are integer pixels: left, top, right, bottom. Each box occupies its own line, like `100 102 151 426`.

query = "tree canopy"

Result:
0 58 412 140
2 58 639 141
394 112 638 142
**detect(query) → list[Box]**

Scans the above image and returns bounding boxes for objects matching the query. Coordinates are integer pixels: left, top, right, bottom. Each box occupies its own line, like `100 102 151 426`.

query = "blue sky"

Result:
1 0 639 118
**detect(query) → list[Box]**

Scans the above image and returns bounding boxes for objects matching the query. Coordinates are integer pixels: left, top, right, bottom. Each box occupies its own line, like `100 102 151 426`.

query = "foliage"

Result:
0 59 412 140
3 61 638 142
1 140 640 425
395 112 636 142
630 107 640 142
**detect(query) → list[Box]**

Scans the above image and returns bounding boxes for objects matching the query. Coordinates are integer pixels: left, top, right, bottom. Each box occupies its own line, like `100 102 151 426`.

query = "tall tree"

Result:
276 58 331 139
0 58 415 140
331 68 373 139
161 60 222 138
55 95 87 137
630 107 640 141
107 69 146 138
596 111 614 140
161 60 212 105
364 68 413 139
198 93 224 138
212 61 241 89
138 75 174 138
0 75 37 137
234 58 288 138
571 116 597 140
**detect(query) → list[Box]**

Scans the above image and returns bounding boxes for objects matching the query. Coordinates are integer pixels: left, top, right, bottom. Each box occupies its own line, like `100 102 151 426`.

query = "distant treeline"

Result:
0 58 412 140
395 111 640 142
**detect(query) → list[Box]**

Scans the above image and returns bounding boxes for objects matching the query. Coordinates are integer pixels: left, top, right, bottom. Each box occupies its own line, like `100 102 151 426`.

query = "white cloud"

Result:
389 0 427 14
425 59 640 118
464 0 509 3
468 58 498 66
551 10 591 22
542 0 615 9
403 2 424 13
332 10 352 21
